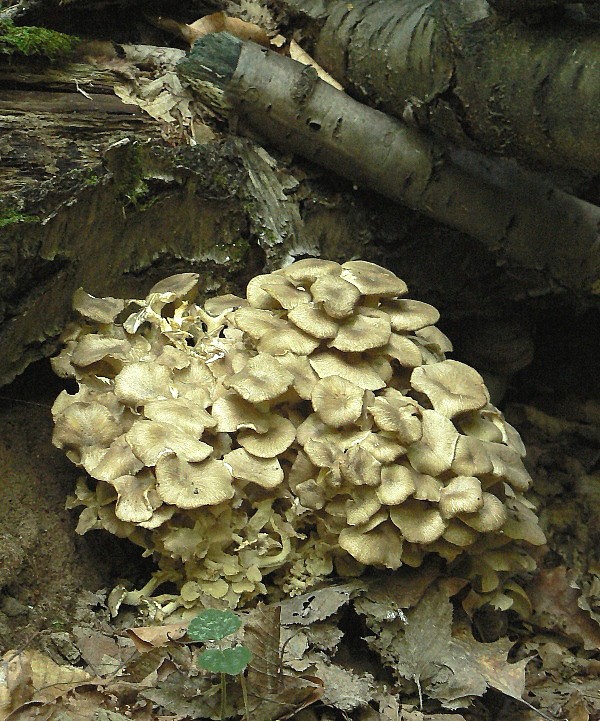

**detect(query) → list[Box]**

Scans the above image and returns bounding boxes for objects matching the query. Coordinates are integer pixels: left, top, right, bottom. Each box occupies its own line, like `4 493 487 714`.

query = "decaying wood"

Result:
177 32 600 295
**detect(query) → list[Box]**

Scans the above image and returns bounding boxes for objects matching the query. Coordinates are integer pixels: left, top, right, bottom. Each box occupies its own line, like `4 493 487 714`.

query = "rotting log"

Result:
176 32 600 296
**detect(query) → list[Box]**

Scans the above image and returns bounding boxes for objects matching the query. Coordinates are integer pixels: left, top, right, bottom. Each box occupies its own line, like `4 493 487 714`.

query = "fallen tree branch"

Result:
279 0 600 177
177 32 600 295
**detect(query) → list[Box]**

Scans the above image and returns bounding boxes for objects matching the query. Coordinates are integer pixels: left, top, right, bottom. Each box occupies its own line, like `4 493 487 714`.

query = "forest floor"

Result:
1 336 599 721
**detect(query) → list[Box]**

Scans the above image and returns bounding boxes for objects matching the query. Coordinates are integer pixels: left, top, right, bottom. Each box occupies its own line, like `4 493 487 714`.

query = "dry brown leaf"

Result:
244 604 323 720
126 624 188 653
0 651 33 719
289 40 344 91
151 13 270 47
526 566 600 650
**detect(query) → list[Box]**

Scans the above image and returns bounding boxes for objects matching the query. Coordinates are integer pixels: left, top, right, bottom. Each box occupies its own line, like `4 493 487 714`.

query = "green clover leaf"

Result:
188 609 242 642
198 646 252 675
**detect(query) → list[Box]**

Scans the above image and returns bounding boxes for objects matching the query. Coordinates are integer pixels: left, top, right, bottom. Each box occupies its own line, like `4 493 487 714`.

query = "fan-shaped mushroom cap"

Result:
311 375 365 427
72 288 126 323
148 273 199 298
459 492 507 532
329 308 391 352
345 487 382 525
310 351 387 391
381 299 440 332
278 258 341 285
237 415 296 458
113 471 161 523
246 274 283 309
126 420 213 465
381 333 423 367
287 303 339 339
411 360 489 419
439 476 484 519
71 336 132 368
53 401 121 449
442 519 480 547
415 326 453 355
143 398 215 438
114 362 172 407
155 455 234 508
310 274 361 319
451 435 495 476
406 409 459 476
368 391 422 444
341 260 408 297
339 521 403 569
224 354 294 403
276 353 319 399
361 432 405 464
412 474 443 502
211 393 271 433
223 448 284 489
376 465 417 505
260 277 311 310
340 446 382 487
257 324 320 356
89 436 144 482
389 500 447 544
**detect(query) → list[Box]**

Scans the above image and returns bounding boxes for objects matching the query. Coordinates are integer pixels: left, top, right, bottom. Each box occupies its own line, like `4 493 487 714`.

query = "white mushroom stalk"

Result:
52 260 545 613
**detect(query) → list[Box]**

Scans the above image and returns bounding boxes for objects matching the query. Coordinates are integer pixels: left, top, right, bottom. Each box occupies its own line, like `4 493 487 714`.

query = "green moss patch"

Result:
0 19 79 60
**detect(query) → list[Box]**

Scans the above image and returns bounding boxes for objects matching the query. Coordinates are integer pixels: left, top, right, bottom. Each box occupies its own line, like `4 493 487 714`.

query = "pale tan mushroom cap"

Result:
155 455 234 508
311 375 365 427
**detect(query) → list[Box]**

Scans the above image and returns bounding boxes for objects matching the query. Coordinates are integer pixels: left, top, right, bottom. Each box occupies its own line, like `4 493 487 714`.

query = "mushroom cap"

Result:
310 274 361 319
72 288 126 323
155 455 234 508
144 397 215 438
459 492 507 532
237 414 296 458
276 353 319 400
223 448 284 488
211 393 271 433
53 401 121 450
204 293 247 317
329 308 391 352
112 471 160 523
311 375 365 427
339 521 403 569
376 465 417 505
260 277 311 310
381 299 440 332
287 302 339 339
224 354 294 403
406 409 459 476
411 360 489 419
340 446 382 487
126 420 213 465
89 436 144 482
389 500 447 544
381 333 423 367
257 324 320 356
368 392 422 445
341 260 408 297
114 362 172 407
345 487 382 525
71 336 132 368
278 258 341 285
148 272 199 298
310 351 387 391
414 326 453 355
439 476 484 519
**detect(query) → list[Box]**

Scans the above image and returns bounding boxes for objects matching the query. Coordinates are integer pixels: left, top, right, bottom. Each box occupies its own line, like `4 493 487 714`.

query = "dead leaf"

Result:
126 624 187 653
280 580 363 626
244 604 323 720
289 40 344 90
362 585 528 709
526 566 600 650
150 13 270 47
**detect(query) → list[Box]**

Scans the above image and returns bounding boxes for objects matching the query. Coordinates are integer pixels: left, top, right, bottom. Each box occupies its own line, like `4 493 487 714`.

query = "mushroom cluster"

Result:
52 260 545 611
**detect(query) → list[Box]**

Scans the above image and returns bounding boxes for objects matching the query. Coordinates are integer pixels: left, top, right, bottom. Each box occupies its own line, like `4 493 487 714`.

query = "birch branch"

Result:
177 32 600 294
280 0 600 177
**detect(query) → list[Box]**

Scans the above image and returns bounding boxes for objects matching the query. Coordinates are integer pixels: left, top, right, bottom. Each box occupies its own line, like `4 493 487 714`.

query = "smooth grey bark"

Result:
177 33 600 296
279 0 600 176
